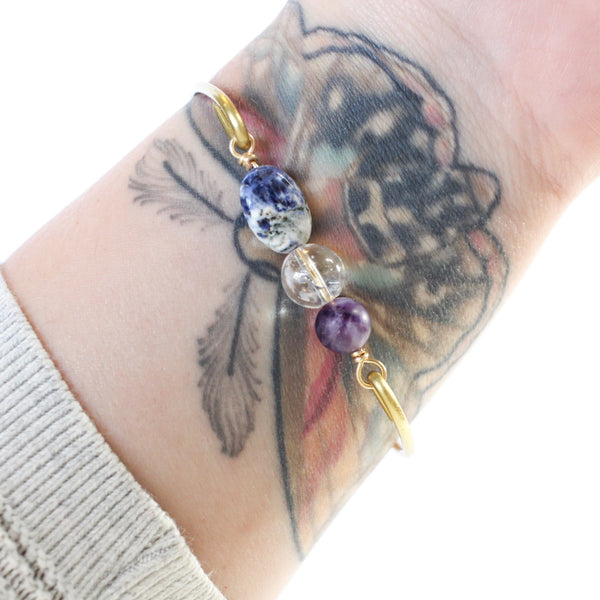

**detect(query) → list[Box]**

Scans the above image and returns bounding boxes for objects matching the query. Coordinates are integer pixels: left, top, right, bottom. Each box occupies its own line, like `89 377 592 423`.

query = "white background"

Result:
1 2 599 598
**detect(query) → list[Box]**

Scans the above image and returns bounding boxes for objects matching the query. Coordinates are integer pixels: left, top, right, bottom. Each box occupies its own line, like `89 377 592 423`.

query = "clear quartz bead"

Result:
281 243 346 308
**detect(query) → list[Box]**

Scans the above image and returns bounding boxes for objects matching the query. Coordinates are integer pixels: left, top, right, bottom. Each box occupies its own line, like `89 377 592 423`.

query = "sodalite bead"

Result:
315 297 371 354
240 165 312 254
281 244 346 308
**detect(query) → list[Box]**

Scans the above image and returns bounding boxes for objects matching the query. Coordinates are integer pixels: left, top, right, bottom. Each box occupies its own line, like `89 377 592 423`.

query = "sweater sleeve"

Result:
0 270 227 600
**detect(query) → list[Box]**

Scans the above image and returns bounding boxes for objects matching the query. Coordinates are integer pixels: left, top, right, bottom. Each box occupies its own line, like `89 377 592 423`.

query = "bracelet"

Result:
195 83 414 456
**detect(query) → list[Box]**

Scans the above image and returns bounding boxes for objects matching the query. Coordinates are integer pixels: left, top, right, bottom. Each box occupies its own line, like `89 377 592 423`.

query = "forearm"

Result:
3 2 599 599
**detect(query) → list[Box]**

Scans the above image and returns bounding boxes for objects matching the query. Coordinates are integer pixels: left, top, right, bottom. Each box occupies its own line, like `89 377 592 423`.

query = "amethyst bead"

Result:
315 297 371 354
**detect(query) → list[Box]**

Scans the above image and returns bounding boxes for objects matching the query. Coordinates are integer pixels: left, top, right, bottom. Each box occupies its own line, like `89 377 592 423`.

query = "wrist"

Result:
2 2 593 599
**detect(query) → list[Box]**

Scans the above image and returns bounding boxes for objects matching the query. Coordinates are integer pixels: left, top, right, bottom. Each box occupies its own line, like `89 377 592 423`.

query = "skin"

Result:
2 1 599 599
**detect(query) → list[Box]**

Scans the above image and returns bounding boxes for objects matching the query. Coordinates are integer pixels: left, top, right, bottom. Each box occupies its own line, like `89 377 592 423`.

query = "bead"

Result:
281 244 346 308
315 297 371 354
240 165 311 254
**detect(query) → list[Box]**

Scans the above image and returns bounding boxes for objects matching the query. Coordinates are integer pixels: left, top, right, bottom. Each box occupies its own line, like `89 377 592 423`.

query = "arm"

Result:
2 2 599 599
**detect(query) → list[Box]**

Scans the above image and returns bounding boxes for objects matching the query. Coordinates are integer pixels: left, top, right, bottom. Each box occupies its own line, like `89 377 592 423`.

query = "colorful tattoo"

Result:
129 2 508 557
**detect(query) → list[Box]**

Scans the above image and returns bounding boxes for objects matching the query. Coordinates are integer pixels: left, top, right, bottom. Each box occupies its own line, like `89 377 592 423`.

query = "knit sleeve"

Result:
0 270 227 600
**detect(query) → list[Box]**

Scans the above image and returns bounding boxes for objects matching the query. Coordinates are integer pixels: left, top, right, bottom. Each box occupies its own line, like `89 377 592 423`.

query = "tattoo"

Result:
130 138 234 225
197 273 262 457
129 2 508 558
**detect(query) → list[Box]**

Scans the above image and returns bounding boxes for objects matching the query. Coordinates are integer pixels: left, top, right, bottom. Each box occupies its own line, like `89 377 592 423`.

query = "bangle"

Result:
195 83 414 456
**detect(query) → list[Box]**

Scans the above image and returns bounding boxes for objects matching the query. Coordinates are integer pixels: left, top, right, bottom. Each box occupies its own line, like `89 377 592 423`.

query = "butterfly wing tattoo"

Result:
130 1 508 558
230 3 509 555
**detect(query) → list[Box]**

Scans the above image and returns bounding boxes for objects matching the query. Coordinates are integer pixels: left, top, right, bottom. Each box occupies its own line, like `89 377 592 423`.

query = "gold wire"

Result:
351 348 387 389
228 136 260 171
294 247 335 304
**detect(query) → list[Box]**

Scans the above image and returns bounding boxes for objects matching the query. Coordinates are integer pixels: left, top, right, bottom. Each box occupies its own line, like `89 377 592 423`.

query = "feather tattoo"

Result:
129 137 265 457
197 274 262 457
129 138 234 225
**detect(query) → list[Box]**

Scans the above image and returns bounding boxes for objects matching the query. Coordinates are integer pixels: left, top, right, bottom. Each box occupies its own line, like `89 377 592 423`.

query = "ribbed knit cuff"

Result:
0 271 226 600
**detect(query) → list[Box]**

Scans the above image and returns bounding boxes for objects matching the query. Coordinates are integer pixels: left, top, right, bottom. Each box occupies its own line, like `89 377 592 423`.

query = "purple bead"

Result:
315 297 371 354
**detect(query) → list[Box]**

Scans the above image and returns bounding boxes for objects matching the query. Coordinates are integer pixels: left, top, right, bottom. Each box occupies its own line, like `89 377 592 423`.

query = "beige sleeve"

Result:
0 270 227 600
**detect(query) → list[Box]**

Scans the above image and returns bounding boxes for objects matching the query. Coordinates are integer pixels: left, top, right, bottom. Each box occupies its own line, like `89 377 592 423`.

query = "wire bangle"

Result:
196 82 252 151
194 83 414 456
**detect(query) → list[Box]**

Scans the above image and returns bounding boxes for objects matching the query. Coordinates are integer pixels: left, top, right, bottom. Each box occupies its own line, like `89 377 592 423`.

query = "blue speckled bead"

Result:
240 165 312 254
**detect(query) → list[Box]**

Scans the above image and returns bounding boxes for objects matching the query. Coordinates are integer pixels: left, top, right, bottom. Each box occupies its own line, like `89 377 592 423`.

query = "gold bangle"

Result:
195 83 414 455
367 371 414 456
351 348 414 455
196 82 252 152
